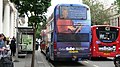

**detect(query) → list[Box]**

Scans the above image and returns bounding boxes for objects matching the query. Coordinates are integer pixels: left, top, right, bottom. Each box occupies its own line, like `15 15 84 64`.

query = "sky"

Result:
46 0 115 17
46 0 83 17
98 0 115 8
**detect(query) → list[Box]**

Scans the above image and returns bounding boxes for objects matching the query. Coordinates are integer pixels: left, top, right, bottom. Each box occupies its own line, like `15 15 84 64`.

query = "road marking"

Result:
93 65 99 67
84 61 89 63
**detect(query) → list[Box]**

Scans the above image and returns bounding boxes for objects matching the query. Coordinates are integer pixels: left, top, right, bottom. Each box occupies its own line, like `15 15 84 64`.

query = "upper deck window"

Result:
96 27 119 42
59 6 87 20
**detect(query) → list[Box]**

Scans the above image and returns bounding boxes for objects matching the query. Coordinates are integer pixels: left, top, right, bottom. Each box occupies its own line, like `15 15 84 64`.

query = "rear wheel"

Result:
114 57 120 67
40 48 43 53
90 57 96 60
46 51 50 61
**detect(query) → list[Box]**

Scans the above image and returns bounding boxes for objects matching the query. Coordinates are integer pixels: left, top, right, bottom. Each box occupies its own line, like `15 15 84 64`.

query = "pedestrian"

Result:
0 34 6 51
5 37 11 56
10 36 16 56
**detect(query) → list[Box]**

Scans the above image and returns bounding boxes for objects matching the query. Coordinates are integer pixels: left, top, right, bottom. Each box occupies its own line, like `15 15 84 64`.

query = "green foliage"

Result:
116 0 120 12
36 24 41 38
11 0 51 38
83 0 110 25
11 0 51 27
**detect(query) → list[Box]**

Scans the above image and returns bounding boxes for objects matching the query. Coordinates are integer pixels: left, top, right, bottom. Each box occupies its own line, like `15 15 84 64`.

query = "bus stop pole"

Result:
14 18 19 62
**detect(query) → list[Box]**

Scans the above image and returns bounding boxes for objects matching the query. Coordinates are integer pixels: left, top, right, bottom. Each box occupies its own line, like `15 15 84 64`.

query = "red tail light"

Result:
54 42 57 51
54 42 57 55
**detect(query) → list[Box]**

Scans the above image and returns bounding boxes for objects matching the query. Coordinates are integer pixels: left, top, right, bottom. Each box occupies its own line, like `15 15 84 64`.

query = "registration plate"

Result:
104 53 110 55
69 50 78 53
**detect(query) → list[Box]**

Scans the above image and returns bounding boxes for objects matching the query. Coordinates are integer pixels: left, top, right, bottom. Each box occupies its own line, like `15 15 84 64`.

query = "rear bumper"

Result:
54 53 90 61
91 52 117 57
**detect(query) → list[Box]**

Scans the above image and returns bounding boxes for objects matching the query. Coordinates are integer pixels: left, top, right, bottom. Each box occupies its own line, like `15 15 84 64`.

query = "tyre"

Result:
40 49 43 53
46 51 50 61
114 57 120 67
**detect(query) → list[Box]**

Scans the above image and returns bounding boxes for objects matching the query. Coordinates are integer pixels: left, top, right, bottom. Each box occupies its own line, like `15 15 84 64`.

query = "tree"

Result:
116 0 120 13
83 0 110 25
10 0 51 67
11 0 50 27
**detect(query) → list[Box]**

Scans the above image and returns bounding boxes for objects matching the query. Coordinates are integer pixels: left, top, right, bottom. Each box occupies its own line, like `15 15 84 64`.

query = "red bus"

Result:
91 25 120 58
40 30 47 53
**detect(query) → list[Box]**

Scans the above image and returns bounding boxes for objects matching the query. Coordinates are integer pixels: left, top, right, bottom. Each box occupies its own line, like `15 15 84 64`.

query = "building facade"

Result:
0 0 17 38
108 4 120 27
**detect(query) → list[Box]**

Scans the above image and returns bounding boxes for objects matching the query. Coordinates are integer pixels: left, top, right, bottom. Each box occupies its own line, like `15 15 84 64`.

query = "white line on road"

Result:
84 61 89 63
93 65 99 67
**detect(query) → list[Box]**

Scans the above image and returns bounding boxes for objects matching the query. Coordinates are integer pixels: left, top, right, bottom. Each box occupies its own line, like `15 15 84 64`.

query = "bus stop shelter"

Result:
17 27 34 53
17 27 34 34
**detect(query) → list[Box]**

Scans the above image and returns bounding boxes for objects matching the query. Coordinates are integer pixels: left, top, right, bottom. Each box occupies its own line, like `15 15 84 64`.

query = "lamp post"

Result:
14 16 19 62
31 22 36 67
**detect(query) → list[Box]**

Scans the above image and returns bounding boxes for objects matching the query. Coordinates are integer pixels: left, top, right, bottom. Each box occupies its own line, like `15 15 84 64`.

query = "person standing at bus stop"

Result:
0 34 6 51
57 7 82 33
10 37 16 56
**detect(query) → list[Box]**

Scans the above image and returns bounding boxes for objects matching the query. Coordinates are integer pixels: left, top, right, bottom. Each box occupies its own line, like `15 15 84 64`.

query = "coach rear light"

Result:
116 41 119 43
90 48 91 51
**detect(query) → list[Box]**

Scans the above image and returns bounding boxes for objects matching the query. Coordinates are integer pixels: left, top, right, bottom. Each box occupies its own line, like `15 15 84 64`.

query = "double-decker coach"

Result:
41 3 91 61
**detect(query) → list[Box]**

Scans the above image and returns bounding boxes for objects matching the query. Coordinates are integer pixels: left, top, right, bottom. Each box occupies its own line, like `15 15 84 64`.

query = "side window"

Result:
51 21 54 42
51 32 53 42
51 21 54 30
